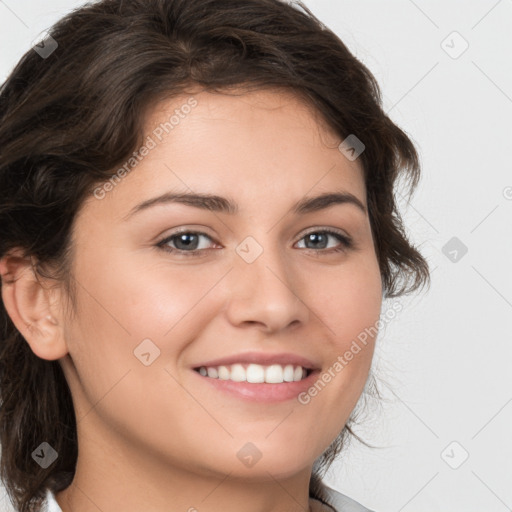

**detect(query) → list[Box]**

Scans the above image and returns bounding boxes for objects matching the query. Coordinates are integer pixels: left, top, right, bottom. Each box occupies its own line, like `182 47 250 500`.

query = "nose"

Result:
224 244 310 334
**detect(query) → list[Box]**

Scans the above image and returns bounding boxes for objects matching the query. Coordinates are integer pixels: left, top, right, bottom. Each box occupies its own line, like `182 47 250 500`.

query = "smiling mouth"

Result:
193 363 312 384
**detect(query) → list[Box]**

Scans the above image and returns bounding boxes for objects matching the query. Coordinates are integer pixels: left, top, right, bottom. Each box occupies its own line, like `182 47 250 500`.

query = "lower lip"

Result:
192 369 320 403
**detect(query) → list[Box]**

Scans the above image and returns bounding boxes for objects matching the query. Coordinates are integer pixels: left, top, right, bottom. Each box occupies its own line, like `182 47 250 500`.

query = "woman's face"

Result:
58 88 382 484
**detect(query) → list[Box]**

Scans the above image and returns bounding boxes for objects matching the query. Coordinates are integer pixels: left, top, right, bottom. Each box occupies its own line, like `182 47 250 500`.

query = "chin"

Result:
208 438 318 481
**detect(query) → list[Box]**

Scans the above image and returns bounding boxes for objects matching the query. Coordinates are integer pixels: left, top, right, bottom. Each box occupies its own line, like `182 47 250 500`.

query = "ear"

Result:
0 248 68 361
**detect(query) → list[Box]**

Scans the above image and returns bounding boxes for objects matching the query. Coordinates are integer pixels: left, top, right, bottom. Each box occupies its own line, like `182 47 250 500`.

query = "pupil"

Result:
176 233 198 250
307 233 326 249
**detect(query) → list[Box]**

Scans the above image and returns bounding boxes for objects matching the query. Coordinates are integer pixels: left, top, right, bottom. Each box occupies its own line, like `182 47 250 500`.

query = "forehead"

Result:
149 86 341 150
80 88 367 222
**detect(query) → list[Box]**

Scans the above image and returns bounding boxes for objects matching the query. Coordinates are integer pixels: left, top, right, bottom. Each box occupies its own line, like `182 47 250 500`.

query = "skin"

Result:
0 88 382 512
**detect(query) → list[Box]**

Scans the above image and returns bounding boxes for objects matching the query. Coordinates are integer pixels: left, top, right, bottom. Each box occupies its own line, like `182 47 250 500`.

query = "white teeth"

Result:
293 366 303 381
196 363 308 383
247 364 265 383
265 364 283 384
283 364 295 382
218 366 230 380
230 364 246 382
207 367 218 378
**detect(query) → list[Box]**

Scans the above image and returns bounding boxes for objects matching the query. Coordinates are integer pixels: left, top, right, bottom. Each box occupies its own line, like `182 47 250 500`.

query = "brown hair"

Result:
0 0 430 510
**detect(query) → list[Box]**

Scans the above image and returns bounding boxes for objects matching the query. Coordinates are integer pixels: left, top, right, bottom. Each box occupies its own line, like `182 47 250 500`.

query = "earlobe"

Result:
0 249 68 361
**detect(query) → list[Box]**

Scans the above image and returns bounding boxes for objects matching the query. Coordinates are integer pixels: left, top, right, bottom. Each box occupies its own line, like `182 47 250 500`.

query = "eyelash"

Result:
156 228 354 257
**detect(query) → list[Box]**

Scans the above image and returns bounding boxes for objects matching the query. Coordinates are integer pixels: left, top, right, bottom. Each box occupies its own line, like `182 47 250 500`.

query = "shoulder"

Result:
321 483 376 512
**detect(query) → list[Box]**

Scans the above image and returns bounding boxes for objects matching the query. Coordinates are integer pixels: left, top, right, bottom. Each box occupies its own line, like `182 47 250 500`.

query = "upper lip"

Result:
193 351 320 371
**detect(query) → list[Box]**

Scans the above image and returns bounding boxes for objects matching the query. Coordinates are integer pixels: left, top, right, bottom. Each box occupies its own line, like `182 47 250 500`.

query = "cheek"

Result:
297 255 382 419
73 242 216 340
62 251 208 447
309 254 383 349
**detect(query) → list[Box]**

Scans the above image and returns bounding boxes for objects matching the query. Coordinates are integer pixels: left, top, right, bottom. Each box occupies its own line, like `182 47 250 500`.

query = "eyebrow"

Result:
123 190 367 221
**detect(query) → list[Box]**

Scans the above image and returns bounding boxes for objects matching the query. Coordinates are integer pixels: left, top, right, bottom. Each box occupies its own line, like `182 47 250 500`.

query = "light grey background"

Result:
0 1 511 511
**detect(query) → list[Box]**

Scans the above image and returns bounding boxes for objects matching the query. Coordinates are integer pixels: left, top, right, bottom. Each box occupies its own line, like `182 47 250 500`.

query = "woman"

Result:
0 1 430 511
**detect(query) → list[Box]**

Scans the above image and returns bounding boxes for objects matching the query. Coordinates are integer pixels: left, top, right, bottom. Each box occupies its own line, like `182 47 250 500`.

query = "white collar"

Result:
44 488 63 512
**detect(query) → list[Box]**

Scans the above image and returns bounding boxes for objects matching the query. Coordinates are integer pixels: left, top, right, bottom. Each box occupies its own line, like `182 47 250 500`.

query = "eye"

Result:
295 229 353 253
156 228 354 257
156 230 216 256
